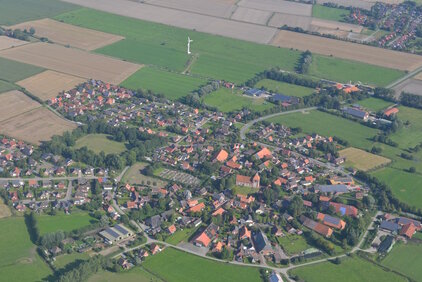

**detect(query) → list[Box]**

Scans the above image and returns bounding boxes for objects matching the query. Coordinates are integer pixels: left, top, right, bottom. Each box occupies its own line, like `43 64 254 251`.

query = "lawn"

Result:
268 110 378 149
89 268 162 282
381 242 422 281
356 97 393 112
309 55 404 87
121 67 207 100
290 256 406 282
277 234 311 255
0 80 17 94
36 211 97 235
0 0 78 25
255 79 315 97
143 247 263 282
122 162 167 187
203 88 274 113
54 252 90 269
74 134 126 155
371 167 422 210
0 217 52 282
312 4 349 21
232 185 260 196
0 57 44 82
165 226 199 245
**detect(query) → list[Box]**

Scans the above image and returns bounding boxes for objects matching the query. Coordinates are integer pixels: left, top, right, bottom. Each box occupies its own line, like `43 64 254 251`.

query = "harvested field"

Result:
270 30 422 71
237 0 312 16
310 18 362 33
0 90 40 122
339 147 391 171
17 70 86 101
9 18 124 51
231 7 273 25
0 42 141 84
268 13 312 30
0 107 77 144
393 79 422 96
0 36 29 51
62 0 277 44
413 72 422 81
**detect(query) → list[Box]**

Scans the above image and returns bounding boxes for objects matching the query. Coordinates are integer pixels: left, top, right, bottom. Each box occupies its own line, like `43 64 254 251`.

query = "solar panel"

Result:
105 228 120 238
114 224 129 235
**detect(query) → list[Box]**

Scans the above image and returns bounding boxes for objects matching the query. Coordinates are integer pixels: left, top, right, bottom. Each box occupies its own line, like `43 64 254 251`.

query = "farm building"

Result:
244 88 266 97
314 184 349 194
342 107 369 121
99 224 133 244
270 94 299 105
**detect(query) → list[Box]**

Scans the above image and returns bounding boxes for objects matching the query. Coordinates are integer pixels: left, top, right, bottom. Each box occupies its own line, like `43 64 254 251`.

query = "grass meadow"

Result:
75 134 127 155
356 97 393 112
381 242 422 281
36 211 97 235
164 226 199 245
121 67 207 100
255 79 315 97
277 234 312 255
0 57 44 82
89 268 163 282
312 4 349 21
122 162 167 187
0 80 17 94
143 247 263 282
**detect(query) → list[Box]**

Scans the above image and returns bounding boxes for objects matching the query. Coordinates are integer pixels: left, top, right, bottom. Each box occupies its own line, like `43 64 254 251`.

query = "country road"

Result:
386 65 422 89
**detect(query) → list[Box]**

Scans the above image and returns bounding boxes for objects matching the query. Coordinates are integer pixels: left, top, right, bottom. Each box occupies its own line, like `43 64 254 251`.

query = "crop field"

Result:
75 134 126 155
0 42 141 85
271 30 421 73
267 110 378 149
0 81 17 94
255 79 315 97
230 7 273 25
0 90 41 122
121 67 207 100
371 168 422 209
268 13 312 30
0 57 44 83
312 4 349 21
290 256 406 282
310 18 363 34
393 78 422 97
143 247 263 282
356 97 393 112
339 147 391 171
17 70 86 101
381 242 422 281
237 0 312 16
89 268 162 282
36 212 97 235
0 36 29 51
0 0 78 26
277 234 311 255
203 88 274 112
0 217 52 282
122 162 168 187
10 18 124 51
0 107 77 144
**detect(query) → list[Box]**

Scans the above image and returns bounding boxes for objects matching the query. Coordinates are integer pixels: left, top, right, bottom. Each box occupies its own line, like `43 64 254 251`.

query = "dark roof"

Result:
145 215 162 228
323 214 341 226
380 221 400 232
270 94 299 104
343 107 367 119
253 230 272 253
316 184 348 193
396 217 421 228
378 235 394 253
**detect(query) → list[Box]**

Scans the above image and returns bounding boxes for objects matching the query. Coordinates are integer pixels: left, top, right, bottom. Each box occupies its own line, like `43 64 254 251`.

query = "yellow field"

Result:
339 147 391 171
0 36 29 51
0 90 41 122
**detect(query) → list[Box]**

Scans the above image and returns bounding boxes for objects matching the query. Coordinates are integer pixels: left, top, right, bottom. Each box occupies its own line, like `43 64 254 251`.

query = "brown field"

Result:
270 30 422 71
0 42 142 84
393 79 422 96
9 18 124 51
268 13 312 29
17 70 86 101
0 107 77 144
0 36 29 51
231 7 273 25
237 0 312 16
339 147 391 171
414 72 422 81
310 18 363 33
0 90 41 122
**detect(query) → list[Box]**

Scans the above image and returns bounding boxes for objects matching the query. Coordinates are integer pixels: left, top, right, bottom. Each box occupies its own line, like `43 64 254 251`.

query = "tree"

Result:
287 196 304 217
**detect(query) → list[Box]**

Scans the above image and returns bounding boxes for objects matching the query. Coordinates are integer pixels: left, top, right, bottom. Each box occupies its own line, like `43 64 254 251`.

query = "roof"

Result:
380 221 400 232
378 235 394 253
215 149 228 162
188 202 205 213
384 107 399 116
396 217 421 229
400 223 416 238
236 174 252 184
212 207 225 216
194 231 211 247
343 107 368 119
256 147 272 159
253 230 273 253
329 202 358 217
316 184 348 194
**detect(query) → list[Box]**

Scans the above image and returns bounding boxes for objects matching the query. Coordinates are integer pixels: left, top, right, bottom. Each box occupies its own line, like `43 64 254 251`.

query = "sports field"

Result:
75 134 126 155
121 67 207 100
143 247 263 282
356 97 393 112
0 57 44 83
0 0 78 25
89 268 162 282
339 147 390 171
267 110 378 149
290 256 406 282
0 217 52 282
312 4 349 21
371 167 422 209
255 79 315 97
36 212 97 235
203 88 274 112
277 234 312 255
381 242 422 281
122 162 167 187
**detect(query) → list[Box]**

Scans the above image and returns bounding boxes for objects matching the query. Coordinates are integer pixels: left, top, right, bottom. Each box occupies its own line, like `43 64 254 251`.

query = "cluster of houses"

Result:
0 136 35 177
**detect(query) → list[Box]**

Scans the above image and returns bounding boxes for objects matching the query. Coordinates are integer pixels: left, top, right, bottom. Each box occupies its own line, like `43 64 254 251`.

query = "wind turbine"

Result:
187 36 193 55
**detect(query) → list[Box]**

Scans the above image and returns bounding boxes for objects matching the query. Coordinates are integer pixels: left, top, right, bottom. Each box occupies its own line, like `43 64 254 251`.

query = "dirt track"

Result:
270 30 422 71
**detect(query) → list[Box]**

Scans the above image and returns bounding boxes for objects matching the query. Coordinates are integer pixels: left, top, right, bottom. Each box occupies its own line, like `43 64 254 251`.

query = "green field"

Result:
0 217 52 281
75 134 127 155
312 4 349 21
268 110 378 149
165 227 198 245
121 67 207 100
122 162 167 187
309 55 404 87
143 247 263 282
54 252 90 269
290 256 406 282
0 0 78 25
0 57 44 82
232 185 260 196
389 106 422 150
277 235 312 255
89 268 162 282
0 80 17 94
255 79 315 97
381 242 422 281
371 167 422 210
203 88 274 113
356 97 393 112
37 212 97 235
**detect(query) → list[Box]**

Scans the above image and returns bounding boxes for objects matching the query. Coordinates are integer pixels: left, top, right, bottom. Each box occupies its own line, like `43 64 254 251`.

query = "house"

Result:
300 215 333 237
150 243 161 255
395 217 421 230
380 221 400 233
236 173 260 188
329 202 358 217
315 184 349 194
317 213 346 230
193 223 219 247
214 149 228 163
252 229 273 255
255 147 272 159
187 202 205 213
239 226 251 240
400 223 416 239
269 271 283 282
384 107 399 117
212 207 225 216
99 224 133 244
167 225 177 234
343 107 369 121
378 235 394 253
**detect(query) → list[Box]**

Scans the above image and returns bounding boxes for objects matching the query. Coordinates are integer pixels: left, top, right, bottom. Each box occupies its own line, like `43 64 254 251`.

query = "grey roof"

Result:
396 217 421 228
253 230 273 253
343 107 367 119
378 235 394 253
316 184 348 193
380 220 400 232
323 214 342 226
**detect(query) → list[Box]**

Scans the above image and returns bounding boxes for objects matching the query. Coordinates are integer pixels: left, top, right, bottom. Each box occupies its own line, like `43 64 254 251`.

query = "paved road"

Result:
386 65 422 89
